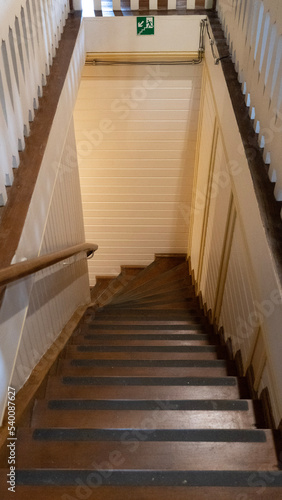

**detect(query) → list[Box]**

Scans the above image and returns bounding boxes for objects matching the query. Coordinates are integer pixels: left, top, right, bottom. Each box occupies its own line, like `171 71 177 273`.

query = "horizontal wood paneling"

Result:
74 63 202 282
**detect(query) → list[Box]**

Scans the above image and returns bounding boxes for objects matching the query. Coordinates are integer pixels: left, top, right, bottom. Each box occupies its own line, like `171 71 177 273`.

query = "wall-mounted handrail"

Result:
0 243 98 287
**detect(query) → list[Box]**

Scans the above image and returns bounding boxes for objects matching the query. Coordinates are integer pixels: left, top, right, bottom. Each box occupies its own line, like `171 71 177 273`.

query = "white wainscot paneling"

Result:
219 219 258 369
200 132 232 312
189 73 216 281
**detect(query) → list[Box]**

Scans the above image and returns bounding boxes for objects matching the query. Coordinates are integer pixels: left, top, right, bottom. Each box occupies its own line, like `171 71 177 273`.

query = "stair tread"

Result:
112 262 190 302
15 429 278 470
112 287 194 306
46 377 244 399
4 485 282 500
84 320 204 326
107 257 188 300
77 328 207 335
72 338 216 346
31 400 261 429
56 365 233 377
112 284 194 306
65 347 226 360
12 469 282 485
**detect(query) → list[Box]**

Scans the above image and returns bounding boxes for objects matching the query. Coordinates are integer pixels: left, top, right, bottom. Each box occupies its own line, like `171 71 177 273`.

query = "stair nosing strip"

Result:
15 470 282 487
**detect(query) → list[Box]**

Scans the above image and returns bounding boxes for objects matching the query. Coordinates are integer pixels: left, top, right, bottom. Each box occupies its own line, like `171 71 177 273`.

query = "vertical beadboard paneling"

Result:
188 14 282 424
200 131 232 312
219 218 259 369
11 119 89 391
74 63 202 284
189 70 216 282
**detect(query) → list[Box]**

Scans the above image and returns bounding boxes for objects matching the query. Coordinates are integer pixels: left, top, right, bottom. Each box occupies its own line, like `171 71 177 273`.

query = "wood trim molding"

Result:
85 52 201 65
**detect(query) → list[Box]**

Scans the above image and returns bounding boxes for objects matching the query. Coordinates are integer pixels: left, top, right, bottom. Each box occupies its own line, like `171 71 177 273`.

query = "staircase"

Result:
1 254 282 499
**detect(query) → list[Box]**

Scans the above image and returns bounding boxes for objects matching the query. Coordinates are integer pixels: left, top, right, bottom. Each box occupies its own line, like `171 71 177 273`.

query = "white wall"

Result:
0 19 89 424
189 31 282 425
84 16 205 53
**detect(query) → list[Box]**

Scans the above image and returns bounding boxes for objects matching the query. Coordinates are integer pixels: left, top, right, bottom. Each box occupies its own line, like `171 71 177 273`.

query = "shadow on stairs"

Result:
1 254 282 499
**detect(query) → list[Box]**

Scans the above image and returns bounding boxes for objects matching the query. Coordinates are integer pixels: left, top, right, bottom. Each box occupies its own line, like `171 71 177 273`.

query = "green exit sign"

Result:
137 17 155 36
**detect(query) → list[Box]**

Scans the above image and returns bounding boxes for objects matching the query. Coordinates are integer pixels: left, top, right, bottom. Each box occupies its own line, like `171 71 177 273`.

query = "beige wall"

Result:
74 63 202 284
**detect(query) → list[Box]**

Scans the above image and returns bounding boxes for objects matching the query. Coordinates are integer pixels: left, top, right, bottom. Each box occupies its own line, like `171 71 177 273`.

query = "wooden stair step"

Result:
57 359 236 377
107 255 188 300
82 324 206 333
72 335 219 347
31 399 263 429
112 280 193 306
120 265 147 277
57 375 243 387
77 332 210 340
110 294 197 308
90 276 116 303
71 337 217 346
112 262 190 304
66 345 226 360
83 319 205 327
74 332 213 340
68 345 225 353
5 485 282 500
79 325 207 333
45 376 246 399
56 366 234 378
13 470 282 488
113 281 194 305
92 308 202 321
96 267 147 307
29 427 270 443
108 301 198 311
15 429 278 470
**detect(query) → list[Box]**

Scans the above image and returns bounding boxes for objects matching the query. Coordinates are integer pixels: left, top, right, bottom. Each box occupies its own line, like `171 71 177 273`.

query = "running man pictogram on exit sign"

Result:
137 17 155 36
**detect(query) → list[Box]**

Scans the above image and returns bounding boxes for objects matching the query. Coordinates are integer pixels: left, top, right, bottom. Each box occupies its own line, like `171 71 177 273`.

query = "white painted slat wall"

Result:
0 0 69 206
10 117 89 400
0 23 88 423
217 0 282 212
74 63 202 284
199 131 232 312
189 33 282 425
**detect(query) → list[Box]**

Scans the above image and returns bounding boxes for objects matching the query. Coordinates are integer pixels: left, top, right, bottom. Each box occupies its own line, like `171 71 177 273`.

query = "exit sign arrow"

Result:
137 17 155 36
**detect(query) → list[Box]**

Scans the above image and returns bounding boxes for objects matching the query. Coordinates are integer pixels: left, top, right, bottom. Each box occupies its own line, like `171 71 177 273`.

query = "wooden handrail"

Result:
0 243 98 287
